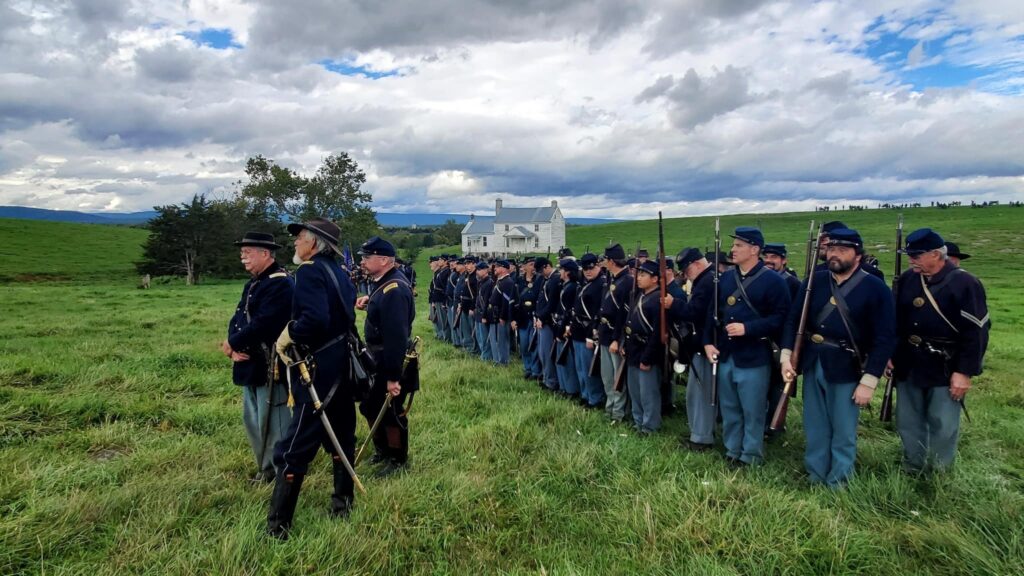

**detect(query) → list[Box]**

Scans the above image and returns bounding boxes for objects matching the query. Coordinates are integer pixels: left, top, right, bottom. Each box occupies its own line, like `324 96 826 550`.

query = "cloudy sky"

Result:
1 0 1022 219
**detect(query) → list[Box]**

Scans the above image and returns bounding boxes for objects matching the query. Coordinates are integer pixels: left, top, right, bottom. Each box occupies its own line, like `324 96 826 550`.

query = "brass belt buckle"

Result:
908 335 922 346
810 333 825 344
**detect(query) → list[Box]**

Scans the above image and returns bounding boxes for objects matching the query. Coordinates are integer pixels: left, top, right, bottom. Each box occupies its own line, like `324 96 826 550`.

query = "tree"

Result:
435 218 464 246
238 152 379 247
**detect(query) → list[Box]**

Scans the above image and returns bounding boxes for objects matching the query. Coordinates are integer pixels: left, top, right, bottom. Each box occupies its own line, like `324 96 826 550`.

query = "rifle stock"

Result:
770 221 821 431
880 214 903 422
710 218 720 406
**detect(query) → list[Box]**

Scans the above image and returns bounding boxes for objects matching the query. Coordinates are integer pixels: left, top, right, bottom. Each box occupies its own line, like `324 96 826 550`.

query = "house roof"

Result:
494 206 556 224
503 226 536 239
462 217 494 235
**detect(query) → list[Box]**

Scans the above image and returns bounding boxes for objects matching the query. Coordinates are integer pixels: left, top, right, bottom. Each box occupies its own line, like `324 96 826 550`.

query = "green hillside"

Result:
0 217 149 282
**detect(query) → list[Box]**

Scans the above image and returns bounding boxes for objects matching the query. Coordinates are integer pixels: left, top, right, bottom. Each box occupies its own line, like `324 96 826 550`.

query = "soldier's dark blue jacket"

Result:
667 265 714 356
445 266 458 306
227 262 293 386
476 275 494 323
516 273 541 326
780 268 801 301
364 267 415 382
556 277 578 338
489 274 518 323
454 272 472 312
536 272 561 327
703 260 791 368
892 261 989 386
598 268 633 346
429 268 448 304
289 253 355 403
781 267 896 383
625 288 663 367
571 275 604 341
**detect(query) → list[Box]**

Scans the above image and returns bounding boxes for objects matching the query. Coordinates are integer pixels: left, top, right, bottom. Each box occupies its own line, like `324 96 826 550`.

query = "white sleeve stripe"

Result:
960 310 990 328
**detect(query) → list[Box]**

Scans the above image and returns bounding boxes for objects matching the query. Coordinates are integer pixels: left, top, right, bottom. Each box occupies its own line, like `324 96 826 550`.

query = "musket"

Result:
453 303 462 330
770 218 815 426
282 345 365 494
710 218 720 406
770 221 823 431
880 214 903 422
657 212 669 383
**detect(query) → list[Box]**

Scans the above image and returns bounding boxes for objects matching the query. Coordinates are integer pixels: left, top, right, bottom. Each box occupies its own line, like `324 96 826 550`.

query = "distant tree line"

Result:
136 152 382 284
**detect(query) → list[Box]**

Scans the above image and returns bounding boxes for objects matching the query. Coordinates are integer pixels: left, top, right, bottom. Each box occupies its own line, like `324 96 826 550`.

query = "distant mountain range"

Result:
0 206 618 227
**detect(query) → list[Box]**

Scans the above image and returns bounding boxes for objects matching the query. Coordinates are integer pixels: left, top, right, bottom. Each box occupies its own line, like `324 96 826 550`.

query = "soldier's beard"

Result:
292 253 304 266
828 257 854 274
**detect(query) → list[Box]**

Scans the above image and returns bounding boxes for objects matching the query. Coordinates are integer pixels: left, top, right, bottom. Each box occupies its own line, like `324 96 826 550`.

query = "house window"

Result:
505 238 509 247
534 224 539 232
505 225 509 231
483 237 487 247
534 238 539 248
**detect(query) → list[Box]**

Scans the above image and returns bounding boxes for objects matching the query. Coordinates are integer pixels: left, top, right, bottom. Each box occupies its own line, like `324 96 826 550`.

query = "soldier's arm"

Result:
779 278 808 352
954 276 990 376
743 276 791 339
863 280 897 379
228 277 294 351
377 284 413 382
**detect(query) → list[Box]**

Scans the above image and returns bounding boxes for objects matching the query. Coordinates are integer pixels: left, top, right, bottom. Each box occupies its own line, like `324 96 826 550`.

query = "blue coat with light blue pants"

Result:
703 260 790 464
782 266 896 486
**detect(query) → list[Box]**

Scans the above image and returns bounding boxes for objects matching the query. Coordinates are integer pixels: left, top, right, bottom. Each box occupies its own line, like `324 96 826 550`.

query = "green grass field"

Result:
1 209 1022 575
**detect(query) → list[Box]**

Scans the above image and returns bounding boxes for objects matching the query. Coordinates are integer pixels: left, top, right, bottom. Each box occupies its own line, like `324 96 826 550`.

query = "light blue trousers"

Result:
896 376 963 473
627 364 662 432
802 359 860 486
717 356 769 464
490 322 510 365
600 346 627 420
574 340 605 406
686 353 716 445
538 325 559 390
555 340 580 396
242 382 293 474
476 320 492 362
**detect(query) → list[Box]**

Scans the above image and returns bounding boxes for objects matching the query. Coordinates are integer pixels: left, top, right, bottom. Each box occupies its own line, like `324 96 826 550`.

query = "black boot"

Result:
375 426 409 478
266 471 304 540
330 457 354 519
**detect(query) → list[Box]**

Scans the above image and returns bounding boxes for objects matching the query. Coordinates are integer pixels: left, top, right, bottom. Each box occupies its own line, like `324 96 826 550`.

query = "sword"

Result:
355 394 392 466
283 346 365 494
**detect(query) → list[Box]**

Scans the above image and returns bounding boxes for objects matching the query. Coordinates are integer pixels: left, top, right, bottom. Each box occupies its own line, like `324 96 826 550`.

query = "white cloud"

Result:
0 0 1021 219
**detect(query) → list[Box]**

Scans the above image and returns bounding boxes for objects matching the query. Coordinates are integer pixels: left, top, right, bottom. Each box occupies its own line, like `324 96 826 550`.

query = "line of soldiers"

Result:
429 218 990 488
223 218 416 540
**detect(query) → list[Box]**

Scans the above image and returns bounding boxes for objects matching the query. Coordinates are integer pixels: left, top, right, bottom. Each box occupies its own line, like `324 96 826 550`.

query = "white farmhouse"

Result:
461 198 565 256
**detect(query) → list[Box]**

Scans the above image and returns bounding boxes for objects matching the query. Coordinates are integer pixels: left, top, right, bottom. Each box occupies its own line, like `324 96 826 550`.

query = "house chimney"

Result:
551 200 557 208
495 198 502 214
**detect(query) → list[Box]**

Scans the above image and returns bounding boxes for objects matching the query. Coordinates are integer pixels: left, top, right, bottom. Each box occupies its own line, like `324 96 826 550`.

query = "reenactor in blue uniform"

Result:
224 231 294 483
625 260 664 433
762 242 801 439
454 259 476 350
489 260 517 365
703 227 790 467
515 257 543 380
555 259 581 398
267 217 356 539
780 228 897 486
662 248 716 451
355 237 416 477
534 257 562 392
398 257 417 294
598 244 632 422
474 261 494 362
892 228 990 474
428 257 446 339
445 257 459 346
572 253 606 409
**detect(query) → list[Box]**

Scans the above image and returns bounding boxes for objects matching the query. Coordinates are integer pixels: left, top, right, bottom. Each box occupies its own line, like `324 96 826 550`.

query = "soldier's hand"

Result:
640 363 651 372
609 340 620 355
884 360 894 379
510 321 517 330
534 319 541 329
704 344 720 363
231 351 250 362
220 340 233 357
585 338 595 350
781 359 796 383
387 380 401 397
725 323 746 337
275 325 294 357
852 384 874 407
950 372 971 401
662 294 674 309
355 295 369 310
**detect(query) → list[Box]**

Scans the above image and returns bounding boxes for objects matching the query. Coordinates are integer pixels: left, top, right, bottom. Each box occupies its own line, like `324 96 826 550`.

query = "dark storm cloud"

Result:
636 67 758 129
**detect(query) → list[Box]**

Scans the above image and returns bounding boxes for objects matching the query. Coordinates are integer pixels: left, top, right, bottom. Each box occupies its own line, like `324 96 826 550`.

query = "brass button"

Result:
811 333 825 344
727 295 737 306
909 335 922 345
912 297 925 308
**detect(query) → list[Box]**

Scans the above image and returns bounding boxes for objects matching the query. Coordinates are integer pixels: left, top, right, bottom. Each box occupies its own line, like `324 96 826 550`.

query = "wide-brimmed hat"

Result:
234 231 281 250
287 217 340 246
944 241 971 260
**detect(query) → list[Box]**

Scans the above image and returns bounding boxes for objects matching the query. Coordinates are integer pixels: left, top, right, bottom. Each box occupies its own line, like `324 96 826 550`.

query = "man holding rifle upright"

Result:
704 227 790 467
597 244 632 423
780 228 896 488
